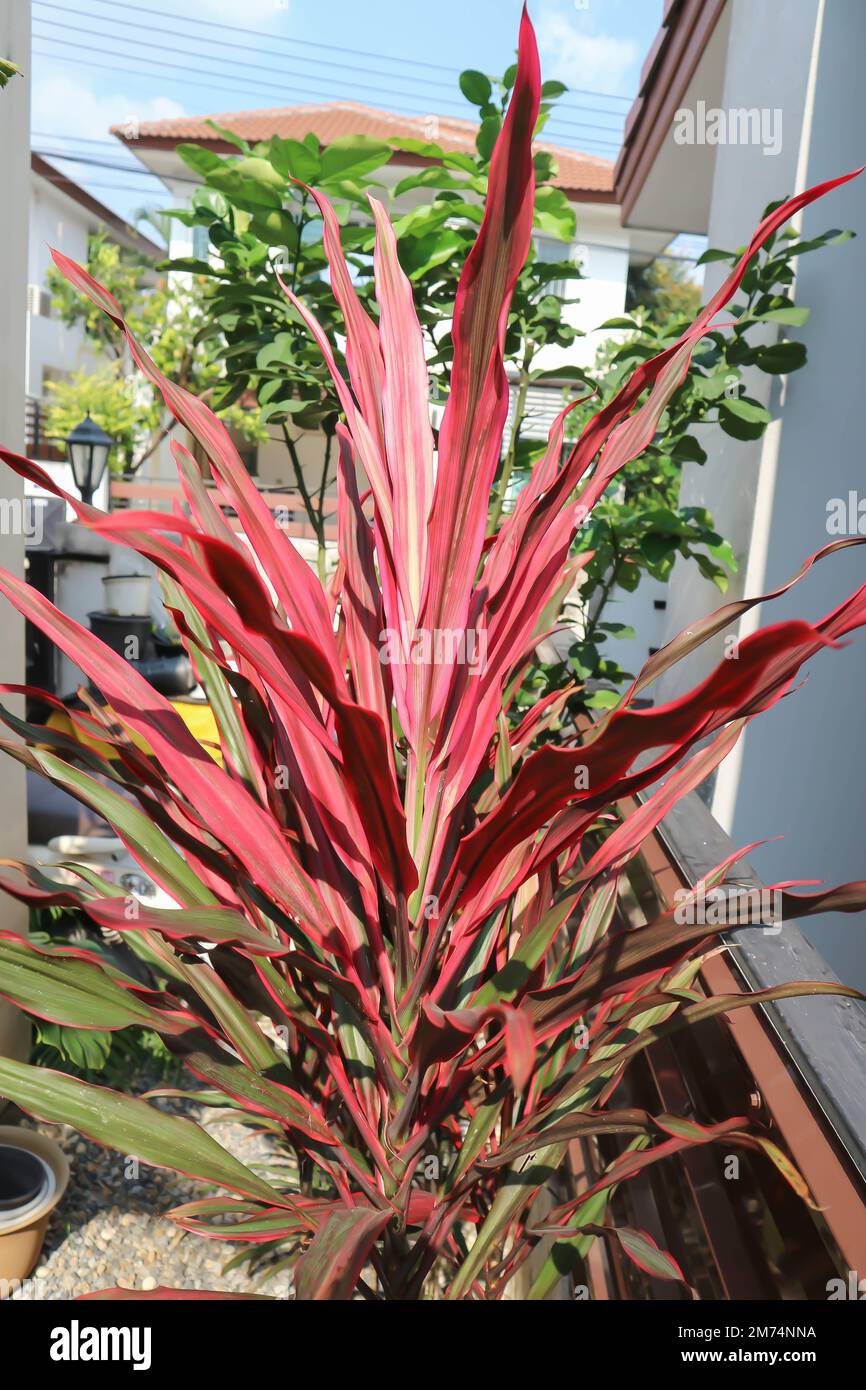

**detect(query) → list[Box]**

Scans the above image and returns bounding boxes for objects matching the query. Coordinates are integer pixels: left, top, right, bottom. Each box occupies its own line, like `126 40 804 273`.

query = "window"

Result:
533 235 575 298
26 283 51 318
192 224 210 262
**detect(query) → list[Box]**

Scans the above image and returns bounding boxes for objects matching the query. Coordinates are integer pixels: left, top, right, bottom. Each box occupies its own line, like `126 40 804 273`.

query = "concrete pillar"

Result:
659 0 866 988
0 0 32 1064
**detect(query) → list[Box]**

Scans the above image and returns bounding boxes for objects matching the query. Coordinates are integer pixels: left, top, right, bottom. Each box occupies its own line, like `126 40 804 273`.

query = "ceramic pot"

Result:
0 1127 69 1292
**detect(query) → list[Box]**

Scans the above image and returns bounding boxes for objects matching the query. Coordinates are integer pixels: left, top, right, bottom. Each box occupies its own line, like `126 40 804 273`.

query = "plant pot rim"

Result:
0 1126 69 1235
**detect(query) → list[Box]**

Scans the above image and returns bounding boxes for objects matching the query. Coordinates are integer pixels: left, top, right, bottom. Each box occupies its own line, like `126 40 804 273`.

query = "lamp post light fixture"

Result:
66 414 114 505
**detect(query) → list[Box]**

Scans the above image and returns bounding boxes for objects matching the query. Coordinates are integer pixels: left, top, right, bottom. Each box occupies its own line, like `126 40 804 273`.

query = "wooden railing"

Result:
109 477 339 542
546 790 866 1300
24 396 65 463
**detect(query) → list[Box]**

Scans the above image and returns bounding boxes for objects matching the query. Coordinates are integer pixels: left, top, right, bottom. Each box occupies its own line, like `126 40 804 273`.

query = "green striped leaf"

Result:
0 936 186 1034
0 1056 292 1208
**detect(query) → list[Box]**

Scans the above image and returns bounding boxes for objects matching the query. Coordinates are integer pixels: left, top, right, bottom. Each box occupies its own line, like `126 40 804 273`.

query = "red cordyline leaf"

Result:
0 3 864 1302
411 998 535 1093
294 1204 392 1300
47 252 341 677
0 564 333 925
420 8 540 685
370 197 435 626
448 600 866 916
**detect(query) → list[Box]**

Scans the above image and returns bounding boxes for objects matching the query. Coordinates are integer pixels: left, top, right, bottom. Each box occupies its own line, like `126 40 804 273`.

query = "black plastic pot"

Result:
87 610 153 659
0 1145 48 1212
132 654 195 696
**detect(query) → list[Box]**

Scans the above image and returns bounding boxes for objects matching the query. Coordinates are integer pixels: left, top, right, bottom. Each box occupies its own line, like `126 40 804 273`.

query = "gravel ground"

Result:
7 1081 294 1301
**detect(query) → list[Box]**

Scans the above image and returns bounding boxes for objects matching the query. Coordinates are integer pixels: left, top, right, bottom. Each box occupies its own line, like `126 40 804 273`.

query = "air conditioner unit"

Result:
26 283 51 318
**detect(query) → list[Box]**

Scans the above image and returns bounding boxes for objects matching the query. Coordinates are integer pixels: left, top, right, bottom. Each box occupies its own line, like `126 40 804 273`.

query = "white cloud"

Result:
194 0 289 21
32 69 186 144
535 5 640 95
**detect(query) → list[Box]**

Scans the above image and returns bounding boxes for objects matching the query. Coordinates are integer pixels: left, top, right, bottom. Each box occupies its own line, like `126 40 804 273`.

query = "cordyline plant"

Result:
0 12 865 1300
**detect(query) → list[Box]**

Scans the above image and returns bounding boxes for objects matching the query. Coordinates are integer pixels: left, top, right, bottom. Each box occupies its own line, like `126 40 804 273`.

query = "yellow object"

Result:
45 699 222 764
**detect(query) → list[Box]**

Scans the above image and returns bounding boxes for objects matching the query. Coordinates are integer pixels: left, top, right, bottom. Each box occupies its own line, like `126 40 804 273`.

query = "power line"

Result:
67 0 634 106
32 22 624 145
30 41 472 129
35 0 630 124
33 148 204 185
33 1 555 109
33 170 169 195
31 49 620 156
33 15 484 114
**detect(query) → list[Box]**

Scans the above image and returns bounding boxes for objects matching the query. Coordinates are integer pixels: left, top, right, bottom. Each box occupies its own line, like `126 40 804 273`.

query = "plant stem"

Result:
488 350 532 534
282 423 327 580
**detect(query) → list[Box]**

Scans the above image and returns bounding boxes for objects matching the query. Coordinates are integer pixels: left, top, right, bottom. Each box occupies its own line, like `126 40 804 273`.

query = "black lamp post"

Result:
66 414 114 505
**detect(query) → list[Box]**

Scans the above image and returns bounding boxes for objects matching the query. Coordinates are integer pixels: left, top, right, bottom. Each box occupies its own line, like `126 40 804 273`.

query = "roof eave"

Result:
115 133 616 202
31 152 164 259
613 0 728 225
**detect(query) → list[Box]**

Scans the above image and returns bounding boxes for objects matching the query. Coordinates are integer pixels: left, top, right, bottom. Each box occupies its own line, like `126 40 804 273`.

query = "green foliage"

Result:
394 65 582 385
626 256 702 320
163 130 392 575
0 57 22 89
0 58 20 89
32 1017 181 1087
170 67 587 559
42 363 144 475
46 233 264 475
27 919 183 1087
520 210 850 719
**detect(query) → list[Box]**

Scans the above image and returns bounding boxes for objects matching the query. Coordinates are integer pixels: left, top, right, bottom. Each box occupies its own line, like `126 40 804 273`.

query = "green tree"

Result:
164 123 393 578
45 232 264 477
169 84 587 572
389 66 588 531
42 362 143 475
514 214 854 722
626 255 702 320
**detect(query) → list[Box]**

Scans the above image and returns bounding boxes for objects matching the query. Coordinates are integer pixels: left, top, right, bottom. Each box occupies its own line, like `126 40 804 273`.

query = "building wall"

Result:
659 0 866 987
657 0 822 703
533 203 632 376
27 179 101 397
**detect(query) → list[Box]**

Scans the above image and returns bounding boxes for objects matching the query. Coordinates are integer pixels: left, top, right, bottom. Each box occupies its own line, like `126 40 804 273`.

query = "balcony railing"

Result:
109 477 339 542
531 789 866 1300
24 396 65 463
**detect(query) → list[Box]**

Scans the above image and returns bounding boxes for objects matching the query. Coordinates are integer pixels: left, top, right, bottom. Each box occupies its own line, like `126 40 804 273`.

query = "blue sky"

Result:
32 0 663 226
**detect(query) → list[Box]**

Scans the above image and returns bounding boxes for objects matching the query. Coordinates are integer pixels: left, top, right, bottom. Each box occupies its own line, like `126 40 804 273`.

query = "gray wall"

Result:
661 0 866 987
723 0 866 988
0 0 31 1064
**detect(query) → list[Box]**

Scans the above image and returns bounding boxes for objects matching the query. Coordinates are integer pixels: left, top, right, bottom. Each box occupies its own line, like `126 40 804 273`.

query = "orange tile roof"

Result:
112 100 615 199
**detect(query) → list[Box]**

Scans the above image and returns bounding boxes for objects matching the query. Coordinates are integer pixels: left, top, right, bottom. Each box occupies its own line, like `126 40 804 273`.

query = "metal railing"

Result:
109 477 339 542
556 790 866 1300
24 396 65 463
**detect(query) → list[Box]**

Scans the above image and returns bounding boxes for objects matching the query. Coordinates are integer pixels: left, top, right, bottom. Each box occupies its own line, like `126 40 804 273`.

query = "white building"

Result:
26 151 162 493
613 0 866 988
